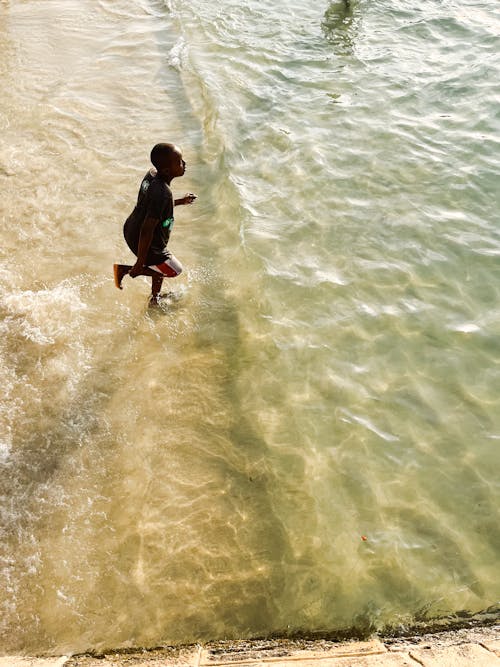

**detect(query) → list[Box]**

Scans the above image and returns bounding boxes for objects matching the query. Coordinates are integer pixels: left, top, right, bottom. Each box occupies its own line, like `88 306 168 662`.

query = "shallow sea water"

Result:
0 0 499 655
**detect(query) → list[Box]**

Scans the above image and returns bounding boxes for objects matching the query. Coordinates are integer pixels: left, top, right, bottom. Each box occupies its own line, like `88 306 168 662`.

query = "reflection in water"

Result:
321 0 359 55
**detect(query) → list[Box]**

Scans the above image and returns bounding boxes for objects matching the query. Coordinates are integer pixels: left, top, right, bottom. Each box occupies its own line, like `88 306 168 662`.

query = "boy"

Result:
113 143 196 304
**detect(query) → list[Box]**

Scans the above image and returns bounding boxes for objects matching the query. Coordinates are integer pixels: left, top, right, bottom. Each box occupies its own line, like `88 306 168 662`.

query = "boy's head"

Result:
150 143 185 180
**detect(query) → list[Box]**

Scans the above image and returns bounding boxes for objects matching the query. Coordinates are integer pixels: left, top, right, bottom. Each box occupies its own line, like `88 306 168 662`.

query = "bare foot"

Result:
113 264 130 289
148 294 162 308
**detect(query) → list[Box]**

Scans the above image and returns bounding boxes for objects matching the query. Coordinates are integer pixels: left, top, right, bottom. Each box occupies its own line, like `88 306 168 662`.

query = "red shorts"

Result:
149 254 183 277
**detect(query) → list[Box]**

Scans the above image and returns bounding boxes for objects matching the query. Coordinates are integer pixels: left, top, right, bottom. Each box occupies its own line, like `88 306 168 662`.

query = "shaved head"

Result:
150 143 179 169
150 143 185 182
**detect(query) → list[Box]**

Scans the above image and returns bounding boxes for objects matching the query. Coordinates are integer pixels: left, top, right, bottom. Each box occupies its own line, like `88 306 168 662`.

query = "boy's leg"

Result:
114 254 182 301
148 255 183 304
113 263 161 289
150 274 164 304
113 264 130 289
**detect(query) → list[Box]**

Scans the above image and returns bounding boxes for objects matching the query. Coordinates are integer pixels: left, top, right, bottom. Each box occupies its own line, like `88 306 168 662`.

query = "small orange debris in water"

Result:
361 535 368 541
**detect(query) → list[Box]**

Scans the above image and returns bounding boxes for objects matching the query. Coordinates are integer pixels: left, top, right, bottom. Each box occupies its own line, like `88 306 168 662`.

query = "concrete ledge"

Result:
409 643 498 666
481 640 500 658
1 625 499 667
0 659 68 667
199 638 386 665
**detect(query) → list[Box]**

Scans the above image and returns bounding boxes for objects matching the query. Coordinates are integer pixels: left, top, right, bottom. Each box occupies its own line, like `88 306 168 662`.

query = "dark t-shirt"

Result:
123 169 174 265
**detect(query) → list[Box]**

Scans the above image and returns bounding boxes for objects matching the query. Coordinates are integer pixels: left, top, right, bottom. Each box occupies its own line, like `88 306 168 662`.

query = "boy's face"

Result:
160 145 185 179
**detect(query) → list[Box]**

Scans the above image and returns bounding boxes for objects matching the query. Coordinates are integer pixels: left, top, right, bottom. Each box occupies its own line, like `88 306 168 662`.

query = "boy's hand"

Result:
176 193 197 206
128 262 143 278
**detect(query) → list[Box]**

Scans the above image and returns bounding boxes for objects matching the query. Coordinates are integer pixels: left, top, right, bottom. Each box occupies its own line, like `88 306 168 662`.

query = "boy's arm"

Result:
174 193 197 206
129 216 158 277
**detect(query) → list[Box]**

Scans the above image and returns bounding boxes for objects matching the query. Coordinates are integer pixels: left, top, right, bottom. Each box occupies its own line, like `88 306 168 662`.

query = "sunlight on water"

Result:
0 0 499 655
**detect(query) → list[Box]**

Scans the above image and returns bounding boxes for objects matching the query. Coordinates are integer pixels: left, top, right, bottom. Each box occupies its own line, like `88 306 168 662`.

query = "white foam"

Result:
167 37 187 71
3 283 88 346
449 322 481 334
0 438 11 464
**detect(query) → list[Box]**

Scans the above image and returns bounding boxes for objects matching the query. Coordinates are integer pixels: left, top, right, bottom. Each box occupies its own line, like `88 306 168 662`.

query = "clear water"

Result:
1 0 499 655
